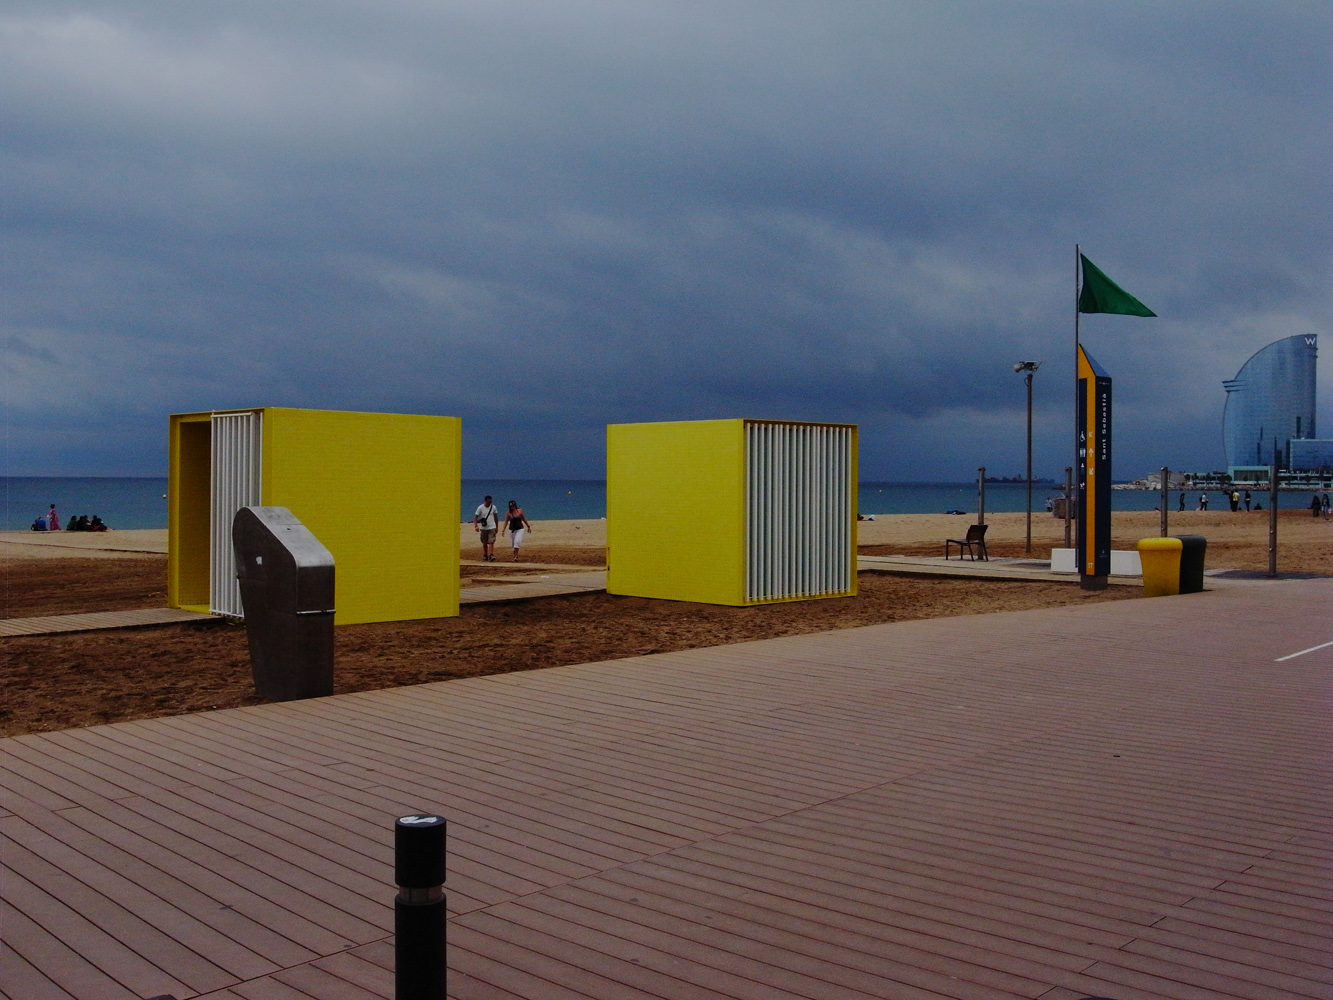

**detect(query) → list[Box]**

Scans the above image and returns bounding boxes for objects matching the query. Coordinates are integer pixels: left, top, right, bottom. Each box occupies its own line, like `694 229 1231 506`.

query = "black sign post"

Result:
1077 345 1112 589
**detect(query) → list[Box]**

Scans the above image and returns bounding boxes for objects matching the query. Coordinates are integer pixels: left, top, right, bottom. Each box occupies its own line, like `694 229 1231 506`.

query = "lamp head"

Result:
1013 361 1042 373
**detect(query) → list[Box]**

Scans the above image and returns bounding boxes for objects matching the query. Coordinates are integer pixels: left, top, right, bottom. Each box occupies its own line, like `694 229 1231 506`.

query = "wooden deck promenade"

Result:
0 608 211 637
2 581 1330 1000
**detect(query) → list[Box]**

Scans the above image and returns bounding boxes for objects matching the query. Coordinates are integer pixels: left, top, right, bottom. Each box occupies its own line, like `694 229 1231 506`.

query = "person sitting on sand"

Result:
89 515 107 532
502 500 532 561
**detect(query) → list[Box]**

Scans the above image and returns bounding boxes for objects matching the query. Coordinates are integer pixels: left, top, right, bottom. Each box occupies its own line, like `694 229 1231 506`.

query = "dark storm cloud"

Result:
2 1 1329 478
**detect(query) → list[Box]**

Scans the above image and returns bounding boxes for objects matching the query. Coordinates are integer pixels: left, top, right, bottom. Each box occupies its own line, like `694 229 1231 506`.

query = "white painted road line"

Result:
1274 639 1333 662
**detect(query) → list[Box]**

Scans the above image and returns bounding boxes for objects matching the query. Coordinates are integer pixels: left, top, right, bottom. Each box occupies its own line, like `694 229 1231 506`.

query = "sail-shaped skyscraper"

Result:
1222 334 1317 475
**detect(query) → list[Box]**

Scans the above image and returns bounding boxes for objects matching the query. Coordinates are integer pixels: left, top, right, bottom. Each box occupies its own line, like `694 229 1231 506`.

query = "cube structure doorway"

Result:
169 407 461 625
607 419 857 605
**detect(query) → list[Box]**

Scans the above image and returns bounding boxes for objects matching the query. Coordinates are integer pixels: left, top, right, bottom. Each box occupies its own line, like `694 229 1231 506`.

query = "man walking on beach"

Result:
474 495 500 562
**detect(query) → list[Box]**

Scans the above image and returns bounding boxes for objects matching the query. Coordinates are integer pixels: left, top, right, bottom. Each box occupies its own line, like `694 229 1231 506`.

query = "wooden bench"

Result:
945 523 989 561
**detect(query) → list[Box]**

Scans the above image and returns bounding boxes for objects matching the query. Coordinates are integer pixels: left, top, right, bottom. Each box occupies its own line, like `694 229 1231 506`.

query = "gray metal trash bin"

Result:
1173 534 1207 594
233 506 335 701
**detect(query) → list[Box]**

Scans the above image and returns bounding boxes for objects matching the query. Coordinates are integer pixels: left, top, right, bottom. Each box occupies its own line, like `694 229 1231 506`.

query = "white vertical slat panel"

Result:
210 411 262 617
837 425 849 592
790 423 800 597
743 421 852 602
817 425 828 595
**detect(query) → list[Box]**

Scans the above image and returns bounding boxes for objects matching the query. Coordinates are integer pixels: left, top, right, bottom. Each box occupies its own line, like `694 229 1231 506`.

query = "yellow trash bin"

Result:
1137 537 1183 597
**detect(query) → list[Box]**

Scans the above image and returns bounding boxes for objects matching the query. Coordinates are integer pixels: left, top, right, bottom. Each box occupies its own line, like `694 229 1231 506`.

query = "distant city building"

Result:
1290 438 1333 474
1223 334 1317 477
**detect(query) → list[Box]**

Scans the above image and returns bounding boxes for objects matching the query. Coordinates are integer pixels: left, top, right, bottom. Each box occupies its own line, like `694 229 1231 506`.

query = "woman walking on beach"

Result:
503 500 532 561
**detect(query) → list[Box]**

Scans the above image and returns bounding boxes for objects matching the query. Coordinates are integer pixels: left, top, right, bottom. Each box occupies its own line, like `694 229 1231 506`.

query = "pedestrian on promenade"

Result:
473 495 500 562
1197 493 1209 511
1323 492 1330 518
1313 493 1323 518
1229 490 1240 512
1243 490 1252 511
1178 492 1187 512
502 500 532 561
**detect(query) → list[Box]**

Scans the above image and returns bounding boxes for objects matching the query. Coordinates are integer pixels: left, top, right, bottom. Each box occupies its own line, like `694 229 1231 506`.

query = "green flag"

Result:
1078 254 1156 316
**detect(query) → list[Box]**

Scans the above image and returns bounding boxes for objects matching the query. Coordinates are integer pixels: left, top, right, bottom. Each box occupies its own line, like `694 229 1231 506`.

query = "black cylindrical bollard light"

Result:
395 813 446 1000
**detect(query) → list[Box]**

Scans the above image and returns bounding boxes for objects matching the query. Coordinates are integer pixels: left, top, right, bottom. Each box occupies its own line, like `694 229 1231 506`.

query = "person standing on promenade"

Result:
1198 493 1209 511
473 495 500 561
1179 492 1187 512
1229 490 1240 512
1313 493 1323 518
1244 490 1252 511
502 500 532 561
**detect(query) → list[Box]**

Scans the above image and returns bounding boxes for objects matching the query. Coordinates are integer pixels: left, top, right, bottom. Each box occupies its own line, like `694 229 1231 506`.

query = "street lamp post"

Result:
1013 361 1042 555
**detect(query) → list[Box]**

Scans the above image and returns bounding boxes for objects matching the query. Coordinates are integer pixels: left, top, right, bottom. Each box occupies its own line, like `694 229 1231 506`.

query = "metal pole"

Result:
1025 370 1034 555
1268 465 1278 579
977 466 986 525
1073 244 1081 551
1160 466 1169 538
396 814 447 1000
1063 466 1072 548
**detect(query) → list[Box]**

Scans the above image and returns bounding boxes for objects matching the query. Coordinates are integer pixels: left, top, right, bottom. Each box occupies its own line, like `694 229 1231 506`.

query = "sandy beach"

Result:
7 509 1329 572
857 509 1333 572
4 511 1327 735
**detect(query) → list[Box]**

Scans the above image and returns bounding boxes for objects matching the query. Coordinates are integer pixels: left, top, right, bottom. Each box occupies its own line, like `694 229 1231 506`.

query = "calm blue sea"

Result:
4 477 1225 531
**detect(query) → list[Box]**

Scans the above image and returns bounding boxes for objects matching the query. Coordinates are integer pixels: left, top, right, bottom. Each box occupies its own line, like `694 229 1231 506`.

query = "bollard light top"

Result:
397 813 445 827
395 812 447 888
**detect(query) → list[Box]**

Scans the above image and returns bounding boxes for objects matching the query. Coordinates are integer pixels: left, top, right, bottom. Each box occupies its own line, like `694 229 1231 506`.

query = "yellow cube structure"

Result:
607 419 858 605
168 407 461 625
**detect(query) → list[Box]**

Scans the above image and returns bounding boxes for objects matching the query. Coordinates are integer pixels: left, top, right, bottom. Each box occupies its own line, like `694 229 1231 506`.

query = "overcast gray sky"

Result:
3 1 1329 479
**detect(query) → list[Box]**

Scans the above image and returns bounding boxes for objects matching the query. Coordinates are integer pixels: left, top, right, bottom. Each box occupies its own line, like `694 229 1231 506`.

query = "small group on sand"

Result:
473 495 532 561
30 504 108 531
66 514 108 532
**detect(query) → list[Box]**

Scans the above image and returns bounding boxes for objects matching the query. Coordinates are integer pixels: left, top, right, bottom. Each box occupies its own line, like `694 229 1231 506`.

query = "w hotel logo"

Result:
1306 336 1318 346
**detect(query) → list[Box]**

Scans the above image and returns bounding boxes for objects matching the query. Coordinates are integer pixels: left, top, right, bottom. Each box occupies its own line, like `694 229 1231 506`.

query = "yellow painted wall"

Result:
261 408 461 625
607 419 746 605
167 413 212 609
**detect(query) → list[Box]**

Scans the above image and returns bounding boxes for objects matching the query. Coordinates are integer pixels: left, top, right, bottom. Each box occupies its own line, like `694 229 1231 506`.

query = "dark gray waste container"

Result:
233 506 335 701
1173 534 1207 594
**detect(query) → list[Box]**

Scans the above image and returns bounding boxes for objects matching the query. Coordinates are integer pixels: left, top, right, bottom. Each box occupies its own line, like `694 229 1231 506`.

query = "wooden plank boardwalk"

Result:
2 581 1330 1000
0 607 212 637
460 571 607 605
